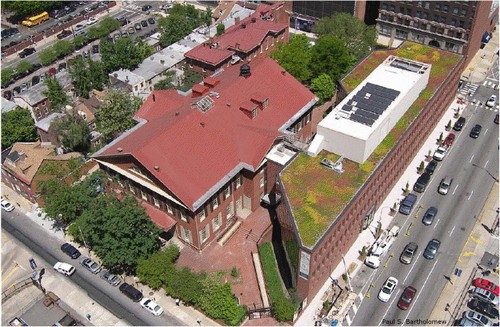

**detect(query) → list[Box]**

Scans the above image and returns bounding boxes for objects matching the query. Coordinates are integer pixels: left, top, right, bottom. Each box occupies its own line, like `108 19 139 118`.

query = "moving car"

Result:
443 133 456 147
87 17 97 25
1 199 15 212
60 243 81 259
80 257 102 274
422 206 438 226
438 176 453 195
467 299 499 319
470 124 482 139
425 160 438 175
378 277 398 302
400 242 418 264
471 287 499 305
100 270 121 286
399 193 417 215
463 310 492 326
397 286 417 310
18 47 36 58
119 282 143 302
473 278 500 296
54 262 76 276
433 146 448 161
57 30 73 39
423 239 440 259
140 298 164 316
413 172 431 193
486 95 497 108
453 117 466 131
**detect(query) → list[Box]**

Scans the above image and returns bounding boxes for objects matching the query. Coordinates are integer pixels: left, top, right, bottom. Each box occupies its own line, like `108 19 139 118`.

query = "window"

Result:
443 4 448 13
458 20 464 28
433 14 439 22
134 85 138 91
434 3 440 11
438 27 444 34
379 25 391 35
388 4 395 11
450 18 456 26
211 197 219 210
36 109 42 118
166 203 173 215
251 109 257 118
129 184 136 194
153 197 160 208
460 9 467 17
399 6 404 13
260 176 265 188
445 42 458 52
440 16 446 24
420 23 427 30
453 7 459 15
413 34 425 42
381 13 387 20
199 208 206 222
180 226 192 244
226 203 233 219
235 175 242 189
417 1 422 8
406 8 412 15
199 224 210 243
424 2 430 9
141 190 148 201
223 185 231 200
423 12 428 20
382 3 388 9
212 213 222 231
44 107 49 114
395 29 408 39
416 11 421 18
180 211 188 222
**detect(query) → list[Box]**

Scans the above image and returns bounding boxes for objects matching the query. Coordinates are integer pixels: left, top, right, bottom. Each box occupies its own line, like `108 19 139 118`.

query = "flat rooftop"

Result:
281 42 462 248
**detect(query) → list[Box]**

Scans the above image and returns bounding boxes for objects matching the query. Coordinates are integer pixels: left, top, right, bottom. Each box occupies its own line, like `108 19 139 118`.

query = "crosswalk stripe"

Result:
345 314 352 326
484 81 488 86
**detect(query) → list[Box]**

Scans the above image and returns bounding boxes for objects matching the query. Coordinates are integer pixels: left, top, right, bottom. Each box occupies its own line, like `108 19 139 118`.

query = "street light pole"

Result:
78 226 90 257
342 255 353 292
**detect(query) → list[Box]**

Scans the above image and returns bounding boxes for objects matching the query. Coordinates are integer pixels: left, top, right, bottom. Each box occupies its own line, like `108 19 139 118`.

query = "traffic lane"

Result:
1 212 183 326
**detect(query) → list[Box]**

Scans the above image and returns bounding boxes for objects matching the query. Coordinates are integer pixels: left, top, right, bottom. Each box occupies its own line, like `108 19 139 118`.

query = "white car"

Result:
471 287 499 306
1 199 15 212
53 262 76 276
140 298 164 316
87 17 97 25
486 95 497 108
378 277 398 302
463 310 492 326
74 24 86 32
433 146 448 161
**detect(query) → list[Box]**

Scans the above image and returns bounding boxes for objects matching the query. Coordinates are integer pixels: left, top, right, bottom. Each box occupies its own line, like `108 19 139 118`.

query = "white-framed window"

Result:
199 224 210 243
223 185 231 200
260 176 265 188
395 29 408 40
211 197 219 210
213 213 222 231
180 211 188 222
166 203 173 215
180 226 192 244
153 197 160 208
379 25 391 36
129 184 136 194
44 107 49 114
141 190 148 201
235 175 242 189
199 208 206 222
225 204 233 219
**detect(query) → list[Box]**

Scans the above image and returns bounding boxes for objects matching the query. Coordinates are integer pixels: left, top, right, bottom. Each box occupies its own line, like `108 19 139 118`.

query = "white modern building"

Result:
308 55 431 163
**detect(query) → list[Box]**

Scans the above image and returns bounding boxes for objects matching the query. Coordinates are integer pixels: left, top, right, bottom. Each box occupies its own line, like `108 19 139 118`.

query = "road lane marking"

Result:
433 218 440 230
403 252 421 284
470 154 474 163
450 226 456 237
485 160 489 169
484 128 488 136
468 190 474 200
453 184 459 195
403 259 439 326
2 264 19 284
378 289 401 326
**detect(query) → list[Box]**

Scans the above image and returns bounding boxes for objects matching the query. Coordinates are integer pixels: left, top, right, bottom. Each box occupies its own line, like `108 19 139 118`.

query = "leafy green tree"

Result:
39 48 57 66
86 17 121 41
154 70 175 90
69 56 108 98
135 37 154 62
69 195 162 273
100 38 143 73
96 89 142 142
165 267 204 305
314 12 377 60
1 68 14 87
310 35 352 82
73 35 88 50
1 1 62 17
53 40 74 59
16 60 34 74
159 3 209 47
137 244 180 289
43 76 69 111
52 113 91 153
271 34 312 82
310 74 334 104
1 109 37 149
216 23 225 36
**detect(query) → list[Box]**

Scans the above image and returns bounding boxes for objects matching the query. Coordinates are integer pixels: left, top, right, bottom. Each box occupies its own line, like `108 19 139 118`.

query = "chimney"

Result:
152 94 156 102
117 147 123 152
235 17 240 24
154 165 159 171
175 112 180 116
200 122 205 127
241 23 246 28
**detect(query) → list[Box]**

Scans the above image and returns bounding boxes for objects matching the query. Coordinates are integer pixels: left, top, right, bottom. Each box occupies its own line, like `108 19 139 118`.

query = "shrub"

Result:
231 266 239 277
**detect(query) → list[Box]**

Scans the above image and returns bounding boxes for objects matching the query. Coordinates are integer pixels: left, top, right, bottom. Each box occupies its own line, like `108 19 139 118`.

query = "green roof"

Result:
280 42 462 248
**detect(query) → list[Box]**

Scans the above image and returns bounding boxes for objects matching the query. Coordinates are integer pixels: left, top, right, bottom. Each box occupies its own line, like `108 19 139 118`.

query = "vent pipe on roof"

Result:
281 70 286 75
154 165 159 171
175 112 180 116
117 147 123 152
241 23 246 28
200 122 205 127
251 17 256 23
240 64 251 78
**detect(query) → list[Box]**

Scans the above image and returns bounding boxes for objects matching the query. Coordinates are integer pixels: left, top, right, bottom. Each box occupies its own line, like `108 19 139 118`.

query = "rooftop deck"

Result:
280 42 462 248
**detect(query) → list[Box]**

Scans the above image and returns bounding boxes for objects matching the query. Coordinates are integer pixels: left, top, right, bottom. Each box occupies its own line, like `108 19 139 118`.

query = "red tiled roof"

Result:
141 201 176 230
96 58 317 211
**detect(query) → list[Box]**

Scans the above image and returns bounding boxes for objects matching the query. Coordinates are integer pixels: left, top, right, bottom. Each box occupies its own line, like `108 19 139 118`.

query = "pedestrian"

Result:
86 313 91 321
175 298 180 306
197 318 202 326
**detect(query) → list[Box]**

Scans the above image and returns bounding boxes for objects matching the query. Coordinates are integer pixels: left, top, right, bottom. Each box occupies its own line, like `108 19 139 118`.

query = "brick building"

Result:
184 3 289 75
269 42 464 313
93 58 319 251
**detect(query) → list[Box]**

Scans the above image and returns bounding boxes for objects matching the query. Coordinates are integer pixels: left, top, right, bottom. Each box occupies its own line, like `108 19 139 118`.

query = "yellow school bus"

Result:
22 12 49 27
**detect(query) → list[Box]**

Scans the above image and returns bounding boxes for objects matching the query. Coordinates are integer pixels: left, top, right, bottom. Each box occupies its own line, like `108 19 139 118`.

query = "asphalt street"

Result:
350 72 499 326
1 211 184 326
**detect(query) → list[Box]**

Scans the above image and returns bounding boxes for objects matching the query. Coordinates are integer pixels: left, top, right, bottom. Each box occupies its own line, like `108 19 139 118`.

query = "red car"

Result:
473 278 499 296
443 133 456 147
397 286 417 310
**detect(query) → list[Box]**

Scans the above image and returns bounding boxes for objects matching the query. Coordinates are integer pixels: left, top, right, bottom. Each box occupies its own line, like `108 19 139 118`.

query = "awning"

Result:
141 201 177 231
482 32 491 43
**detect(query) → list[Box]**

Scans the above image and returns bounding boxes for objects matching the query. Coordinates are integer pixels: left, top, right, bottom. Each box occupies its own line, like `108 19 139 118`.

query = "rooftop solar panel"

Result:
350 113 374 126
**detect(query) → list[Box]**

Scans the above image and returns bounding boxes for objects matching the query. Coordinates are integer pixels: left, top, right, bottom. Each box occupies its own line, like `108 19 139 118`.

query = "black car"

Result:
18 47 36 58
141 20 148 28
453 117 466 131
425 160 438 175
119 282 143 302
142 4 152 11
57 30 73 39
467 298 499 319
61 243 81 259
495 113 499 124
413 172 431 193
147 17 155 24
92 44 99 54
469 124 482 138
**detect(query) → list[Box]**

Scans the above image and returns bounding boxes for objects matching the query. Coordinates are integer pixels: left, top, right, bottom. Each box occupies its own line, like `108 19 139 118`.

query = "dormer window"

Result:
262 98 269 109
252 109 257 118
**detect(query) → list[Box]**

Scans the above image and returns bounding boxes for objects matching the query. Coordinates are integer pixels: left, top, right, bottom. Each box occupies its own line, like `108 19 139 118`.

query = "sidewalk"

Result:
295 26 500 326
1 183 219 326
461 28 499 83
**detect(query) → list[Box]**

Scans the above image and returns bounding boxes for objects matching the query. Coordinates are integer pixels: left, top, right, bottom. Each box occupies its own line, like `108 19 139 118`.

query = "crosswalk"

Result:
483 80 498 89
468 98 499 112
458 82 479 96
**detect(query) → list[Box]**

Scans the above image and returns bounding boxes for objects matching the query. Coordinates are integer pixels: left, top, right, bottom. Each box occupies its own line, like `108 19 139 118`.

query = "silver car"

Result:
100 270 121 286
80 257 102 274
400 242 418 264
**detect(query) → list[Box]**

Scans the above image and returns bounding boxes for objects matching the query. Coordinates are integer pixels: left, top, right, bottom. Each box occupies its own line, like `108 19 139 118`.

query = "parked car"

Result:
54 262 76 276
87 17 97 25
140 298 164 316
456 317 482 327
470 124 482 139
99 270 121 286
119 282 143 302
423 239 440 259
443 133 456 147
134 23 142 30
494 113 499 124
75 24 86 31
433 146 448 161
57 30 72 39
147 17 155 24
467 299 499 319
473 278 500 296
438 176 453 195
141 20 148 28
422 206 438 226
378 277 398 302
397 286 417 310
425 160 438 175
399 193 417 215
80 257 102 274
463 310 492 326
471 287 499 306
486 95 497 108
413 172 431 193
128 26 135 34
400 242 418 264
453 117 466 131
18 47 36 58
1 199 15 212
60 243 81 259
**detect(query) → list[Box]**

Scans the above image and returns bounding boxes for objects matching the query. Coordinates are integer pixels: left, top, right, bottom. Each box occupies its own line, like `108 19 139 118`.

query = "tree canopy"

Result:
69 56 108 98
271 34 312 82
1 109 38 149
43 76 69 111
52 113 91 153
1 1 62 17
310 74 335 104
310 35 352 82
100 37 153 73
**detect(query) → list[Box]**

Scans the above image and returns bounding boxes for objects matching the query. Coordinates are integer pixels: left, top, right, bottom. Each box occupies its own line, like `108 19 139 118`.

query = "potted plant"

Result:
446 120 452 131
418 161 425 174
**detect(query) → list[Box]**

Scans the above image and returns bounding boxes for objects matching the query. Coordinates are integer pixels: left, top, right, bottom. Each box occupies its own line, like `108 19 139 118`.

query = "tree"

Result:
86 17 121 41
73 35 88 50
69 56 108 98
135 37 154 62
158 3 209 47
1 109 38 149
216 23 225 36
137 244 180 289
69 195 162 273
271 34 312 82
43 76 69 111
310 35 352 82
52 40 74 59
165 267 204 305
16 60 34 74
154 70 175 90
100 38 142 73
52 113 91 153
310 74 335 104
39 48 57 66
1 68 14 87
95 89 142 142
314 12 377 60
2 1 62 17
